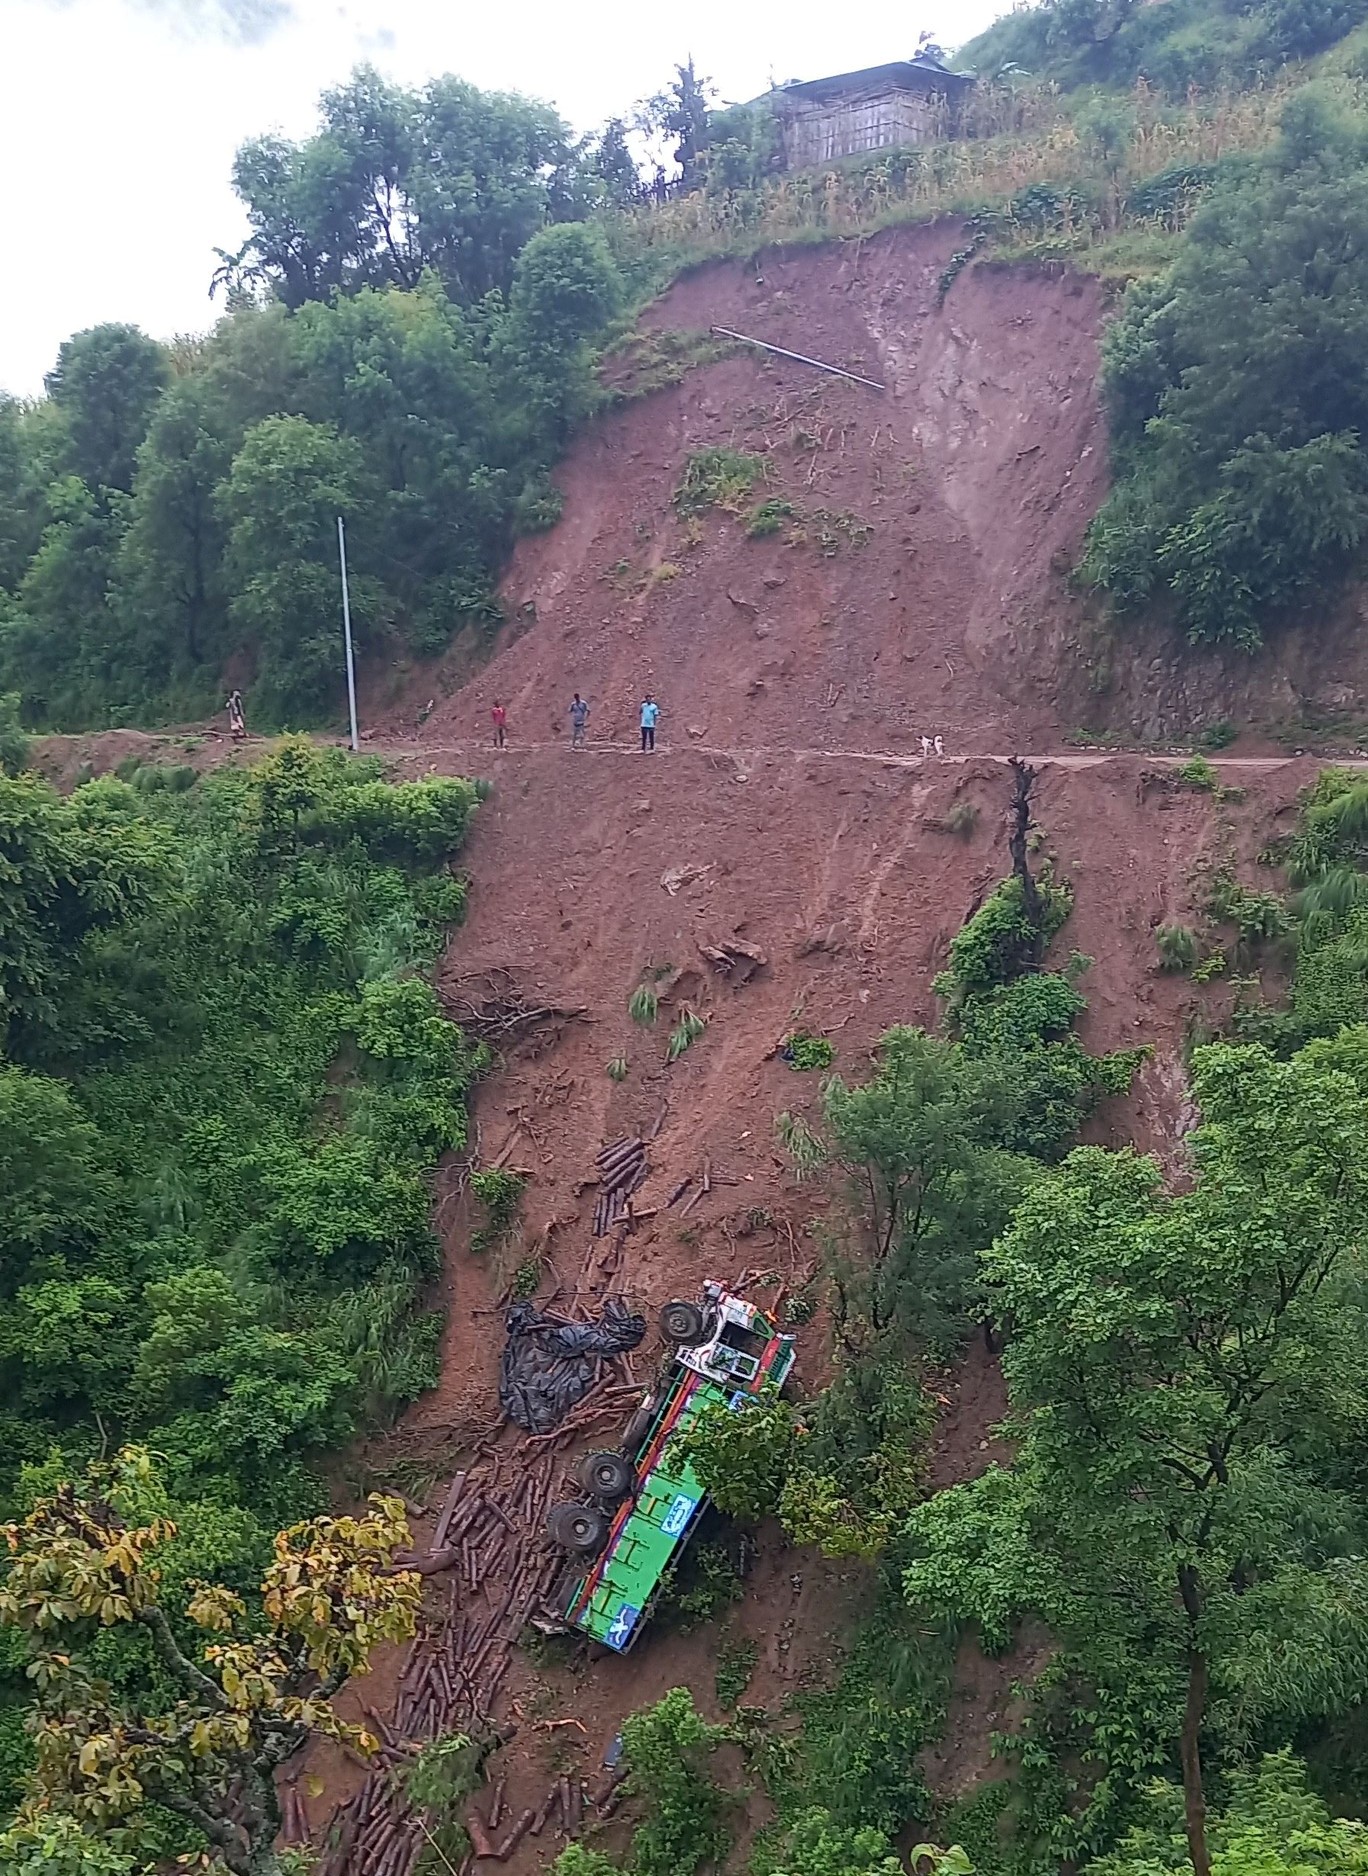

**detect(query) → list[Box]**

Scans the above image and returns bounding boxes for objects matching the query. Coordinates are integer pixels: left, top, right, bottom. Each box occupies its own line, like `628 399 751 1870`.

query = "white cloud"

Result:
4 0 1005 397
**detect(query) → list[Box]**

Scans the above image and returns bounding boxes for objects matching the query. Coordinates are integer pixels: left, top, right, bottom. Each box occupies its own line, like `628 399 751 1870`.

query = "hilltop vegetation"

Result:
7 17 1368 723
0 71 628 730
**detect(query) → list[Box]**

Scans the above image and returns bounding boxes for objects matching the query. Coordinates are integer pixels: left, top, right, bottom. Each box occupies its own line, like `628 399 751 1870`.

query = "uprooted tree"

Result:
0 1446 421 1876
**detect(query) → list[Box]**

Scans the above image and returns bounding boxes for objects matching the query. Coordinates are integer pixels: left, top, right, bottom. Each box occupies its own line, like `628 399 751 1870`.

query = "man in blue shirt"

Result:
640 694 660 752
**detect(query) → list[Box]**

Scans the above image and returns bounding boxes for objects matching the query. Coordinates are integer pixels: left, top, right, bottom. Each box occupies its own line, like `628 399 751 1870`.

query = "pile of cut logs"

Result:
315 1374 645 1876
591 1134 647 1236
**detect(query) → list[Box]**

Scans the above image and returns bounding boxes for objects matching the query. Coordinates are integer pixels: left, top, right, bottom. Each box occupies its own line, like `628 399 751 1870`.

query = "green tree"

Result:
1083 98 1368 646
643 59 715 187
595 117 643 206
904 1042 1368 1876
44 326 170 497
0 771 167 1060
290 281 504 645
5 478 127 723
823 1026 1032 1348
218 414 385 721
221 67 582 308
115 377 236 690
1086 1751 1368 1876
499 222 622 450
619 1687 732 1876
766 1807 906 1876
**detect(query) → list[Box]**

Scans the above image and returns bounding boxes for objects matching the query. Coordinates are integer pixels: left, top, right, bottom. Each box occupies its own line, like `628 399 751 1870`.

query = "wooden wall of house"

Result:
780 89 943 167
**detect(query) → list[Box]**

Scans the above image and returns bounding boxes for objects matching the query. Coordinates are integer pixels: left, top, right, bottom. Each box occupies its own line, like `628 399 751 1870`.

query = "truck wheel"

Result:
581 1450 634 1505
660 1300 708 1345
546 1502 610 1556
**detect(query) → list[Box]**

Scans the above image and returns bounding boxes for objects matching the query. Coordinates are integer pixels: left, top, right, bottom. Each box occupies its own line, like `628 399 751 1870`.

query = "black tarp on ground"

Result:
498 1296 647 1433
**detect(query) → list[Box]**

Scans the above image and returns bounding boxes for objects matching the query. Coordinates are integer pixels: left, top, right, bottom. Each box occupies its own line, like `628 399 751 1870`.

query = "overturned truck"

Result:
541 1282 797 1654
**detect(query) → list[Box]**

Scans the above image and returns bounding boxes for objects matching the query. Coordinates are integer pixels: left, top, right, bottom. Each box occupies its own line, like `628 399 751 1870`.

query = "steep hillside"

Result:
290 737 1318 1875
391 221 1368 756
405 223 1108 756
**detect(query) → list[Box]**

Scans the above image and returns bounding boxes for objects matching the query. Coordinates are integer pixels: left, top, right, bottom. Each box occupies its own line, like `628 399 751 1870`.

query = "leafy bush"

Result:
669 1383 799 1520
937 874 1073 1004
785 1032 835 1071
1175 754 1220 791
674 448 767 516
0 693 30 776
469 1168 526 1253
619 1688 734 1876
1156 922 1200 972
1083 101 1368 647
746 496 796 537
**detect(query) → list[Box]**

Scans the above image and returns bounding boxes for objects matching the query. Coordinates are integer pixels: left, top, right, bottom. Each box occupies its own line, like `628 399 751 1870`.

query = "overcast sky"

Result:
4 0 1007 398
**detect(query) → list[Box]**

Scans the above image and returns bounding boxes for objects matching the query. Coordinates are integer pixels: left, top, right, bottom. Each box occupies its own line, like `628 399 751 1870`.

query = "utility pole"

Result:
337 514 359 753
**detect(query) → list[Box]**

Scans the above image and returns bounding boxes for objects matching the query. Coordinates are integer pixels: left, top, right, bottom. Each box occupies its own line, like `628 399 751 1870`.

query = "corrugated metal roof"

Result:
766 56 973 107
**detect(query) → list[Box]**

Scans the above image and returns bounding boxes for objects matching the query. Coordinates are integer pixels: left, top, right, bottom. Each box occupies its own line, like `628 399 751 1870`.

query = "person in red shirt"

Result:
491 700 507 748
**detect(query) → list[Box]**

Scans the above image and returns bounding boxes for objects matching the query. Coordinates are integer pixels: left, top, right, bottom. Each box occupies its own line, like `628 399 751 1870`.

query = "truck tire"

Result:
581 1450 634 1505
659 1300 708 1345
546 1502 610 1557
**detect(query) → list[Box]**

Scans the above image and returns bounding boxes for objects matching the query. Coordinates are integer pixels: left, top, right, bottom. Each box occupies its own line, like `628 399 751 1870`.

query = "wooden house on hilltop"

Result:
760 54 974 169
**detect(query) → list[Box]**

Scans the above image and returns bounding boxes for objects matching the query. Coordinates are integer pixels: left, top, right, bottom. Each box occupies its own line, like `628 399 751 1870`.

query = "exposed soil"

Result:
294 740 1312 1875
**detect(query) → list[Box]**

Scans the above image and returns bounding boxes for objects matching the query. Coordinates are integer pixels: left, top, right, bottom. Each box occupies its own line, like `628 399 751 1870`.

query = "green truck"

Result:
543 1282 797 1654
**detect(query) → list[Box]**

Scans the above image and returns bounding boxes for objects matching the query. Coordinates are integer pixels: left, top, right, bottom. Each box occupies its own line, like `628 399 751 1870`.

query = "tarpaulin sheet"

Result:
498 1296 646 1433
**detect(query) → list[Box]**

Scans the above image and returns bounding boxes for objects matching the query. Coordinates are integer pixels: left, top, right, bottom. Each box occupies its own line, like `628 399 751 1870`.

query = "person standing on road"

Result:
226 688 246 742
491 700 507 748
570 693 590 748
640 693 660 752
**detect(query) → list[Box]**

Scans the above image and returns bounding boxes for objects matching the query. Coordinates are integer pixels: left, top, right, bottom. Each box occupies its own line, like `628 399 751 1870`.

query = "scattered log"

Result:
529 1788 558 1836
665 1176 692 1208
488 1776 508 1832
495 1809 536 1859
431 1471 468 1552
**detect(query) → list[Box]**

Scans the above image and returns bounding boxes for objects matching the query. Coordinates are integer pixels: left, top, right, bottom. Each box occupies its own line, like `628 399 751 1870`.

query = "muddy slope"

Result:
405 222 1109 756
301 743 1311 1874
379 220 1368 755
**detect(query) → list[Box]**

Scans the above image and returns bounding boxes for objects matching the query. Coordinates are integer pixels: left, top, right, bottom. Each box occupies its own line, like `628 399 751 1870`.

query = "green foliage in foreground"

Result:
0 739 479 1515
1083 90 1368 648
0 740 478 1815
1085 1751 1368 1876
552 1689 733 1876
904 1040 1368 1866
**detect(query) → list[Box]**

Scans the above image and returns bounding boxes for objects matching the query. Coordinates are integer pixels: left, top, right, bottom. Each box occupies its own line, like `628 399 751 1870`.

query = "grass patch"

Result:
469 1168 526 1254
746 496 797 538
675 448 767 517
